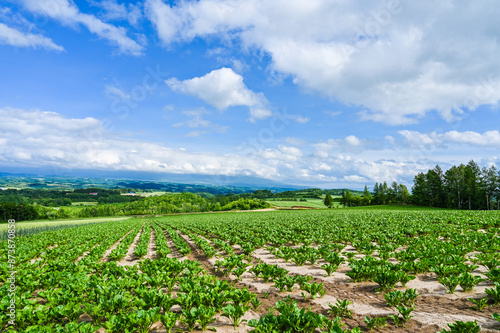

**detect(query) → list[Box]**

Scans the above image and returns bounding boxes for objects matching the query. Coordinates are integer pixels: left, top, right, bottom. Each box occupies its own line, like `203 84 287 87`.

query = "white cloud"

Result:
399 130 500 148
286 114 310 124
284 137 307 146
0 22 64 51
313 135 366 157
19 0 144 55
0 107 268 177
166 67 272 121
173 108 228 136
146 0 500 125
105 84 131 100
1 108 498 188
91 0 143 27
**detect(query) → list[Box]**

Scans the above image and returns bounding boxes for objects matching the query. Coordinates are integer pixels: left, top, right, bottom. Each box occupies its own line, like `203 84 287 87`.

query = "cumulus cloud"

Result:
0 22 64 51
166 67 272 121
146 0 500 125
1 108 498 188
0 107 268 177
19 0 144 55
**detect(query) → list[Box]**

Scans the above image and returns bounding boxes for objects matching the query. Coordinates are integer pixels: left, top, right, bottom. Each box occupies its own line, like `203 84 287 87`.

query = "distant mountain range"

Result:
0 168 306 193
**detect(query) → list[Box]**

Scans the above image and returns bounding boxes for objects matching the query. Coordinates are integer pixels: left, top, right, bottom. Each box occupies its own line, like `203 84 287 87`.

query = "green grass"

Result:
346 205 447 211
0 216 131 232
266 198 333 208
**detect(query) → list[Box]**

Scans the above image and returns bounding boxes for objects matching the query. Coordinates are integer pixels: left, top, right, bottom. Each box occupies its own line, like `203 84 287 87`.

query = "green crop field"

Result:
2 208 500 332
267 198 341 208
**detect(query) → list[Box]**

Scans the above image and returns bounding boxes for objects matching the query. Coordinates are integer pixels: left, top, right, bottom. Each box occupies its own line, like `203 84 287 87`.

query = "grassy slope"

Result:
266 198 332 208
266 198 321 208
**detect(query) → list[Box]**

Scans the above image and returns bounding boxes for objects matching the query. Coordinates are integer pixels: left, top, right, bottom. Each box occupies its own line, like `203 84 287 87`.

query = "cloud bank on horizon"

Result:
0 0 499 188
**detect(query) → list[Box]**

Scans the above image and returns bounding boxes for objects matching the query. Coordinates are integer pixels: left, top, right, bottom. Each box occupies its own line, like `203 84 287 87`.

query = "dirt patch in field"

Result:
101 229 134 262
144 226 157 261
118 226 144 266
162 230 189 261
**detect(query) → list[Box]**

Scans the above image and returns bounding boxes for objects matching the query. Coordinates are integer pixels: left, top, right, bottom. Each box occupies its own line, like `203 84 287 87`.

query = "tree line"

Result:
412 160 498 210
323 160 499 210
0 193 270 222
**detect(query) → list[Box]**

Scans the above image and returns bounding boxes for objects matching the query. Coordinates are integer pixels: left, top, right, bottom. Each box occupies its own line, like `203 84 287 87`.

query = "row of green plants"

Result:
1 217 270 332
157 209 500 330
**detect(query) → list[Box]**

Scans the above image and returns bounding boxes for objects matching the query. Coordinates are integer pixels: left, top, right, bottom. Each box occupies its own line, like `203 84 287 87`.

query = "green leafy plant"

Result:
459 273 484 292
180 307 199 332
388 314 401 328
485 282 500 304
384 290 403 307
232 266 247 280
402 288 419 307
327 299 353 319
396 305 414 323
130 307 161 333
487 268 500 283
468 297 488 311
322 263 340 276
251 297 263 311
364 316 387 331
439 275 461 293
160 312 179 333
439 320 481 333
196 305 217 331
398 272 416 287
301 282 326 299
374 272 399 291
222 304 250 328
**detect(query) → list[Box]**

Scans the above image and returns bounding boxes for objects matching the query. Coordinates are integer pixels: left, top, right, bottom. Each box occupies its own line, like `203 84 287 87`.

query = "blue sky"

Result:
1 0 499 188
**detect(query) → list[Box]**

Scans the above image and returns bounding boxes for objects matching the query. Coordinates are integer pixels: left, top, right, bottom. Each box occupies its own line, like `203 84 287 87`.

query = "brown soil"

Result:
100 229 134 262
118 225 144 266
144 226 157 261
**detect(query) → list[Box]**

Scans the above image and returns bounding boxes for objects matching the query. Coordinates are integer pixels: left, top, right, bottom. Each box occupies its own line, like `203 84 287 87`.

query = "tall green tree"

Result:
398 184 410 205
362 185 372 205
343 190 353 207
412 172 429 206
427 166 446 207
444 164 466 209
323 193 333 208
464 160 481 209
481 165 498 210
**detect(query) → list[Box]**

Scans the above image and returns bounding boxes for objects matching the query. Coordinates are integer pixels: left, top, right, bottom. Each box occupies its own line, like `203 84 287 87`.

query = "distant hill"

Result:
0 169 306 194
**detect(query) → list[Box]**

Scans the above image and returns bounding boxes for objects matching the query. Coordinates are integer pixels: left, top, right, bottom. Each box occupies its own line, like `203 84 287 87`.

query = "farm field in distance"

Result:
266 198 337 209
2 208 500 332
